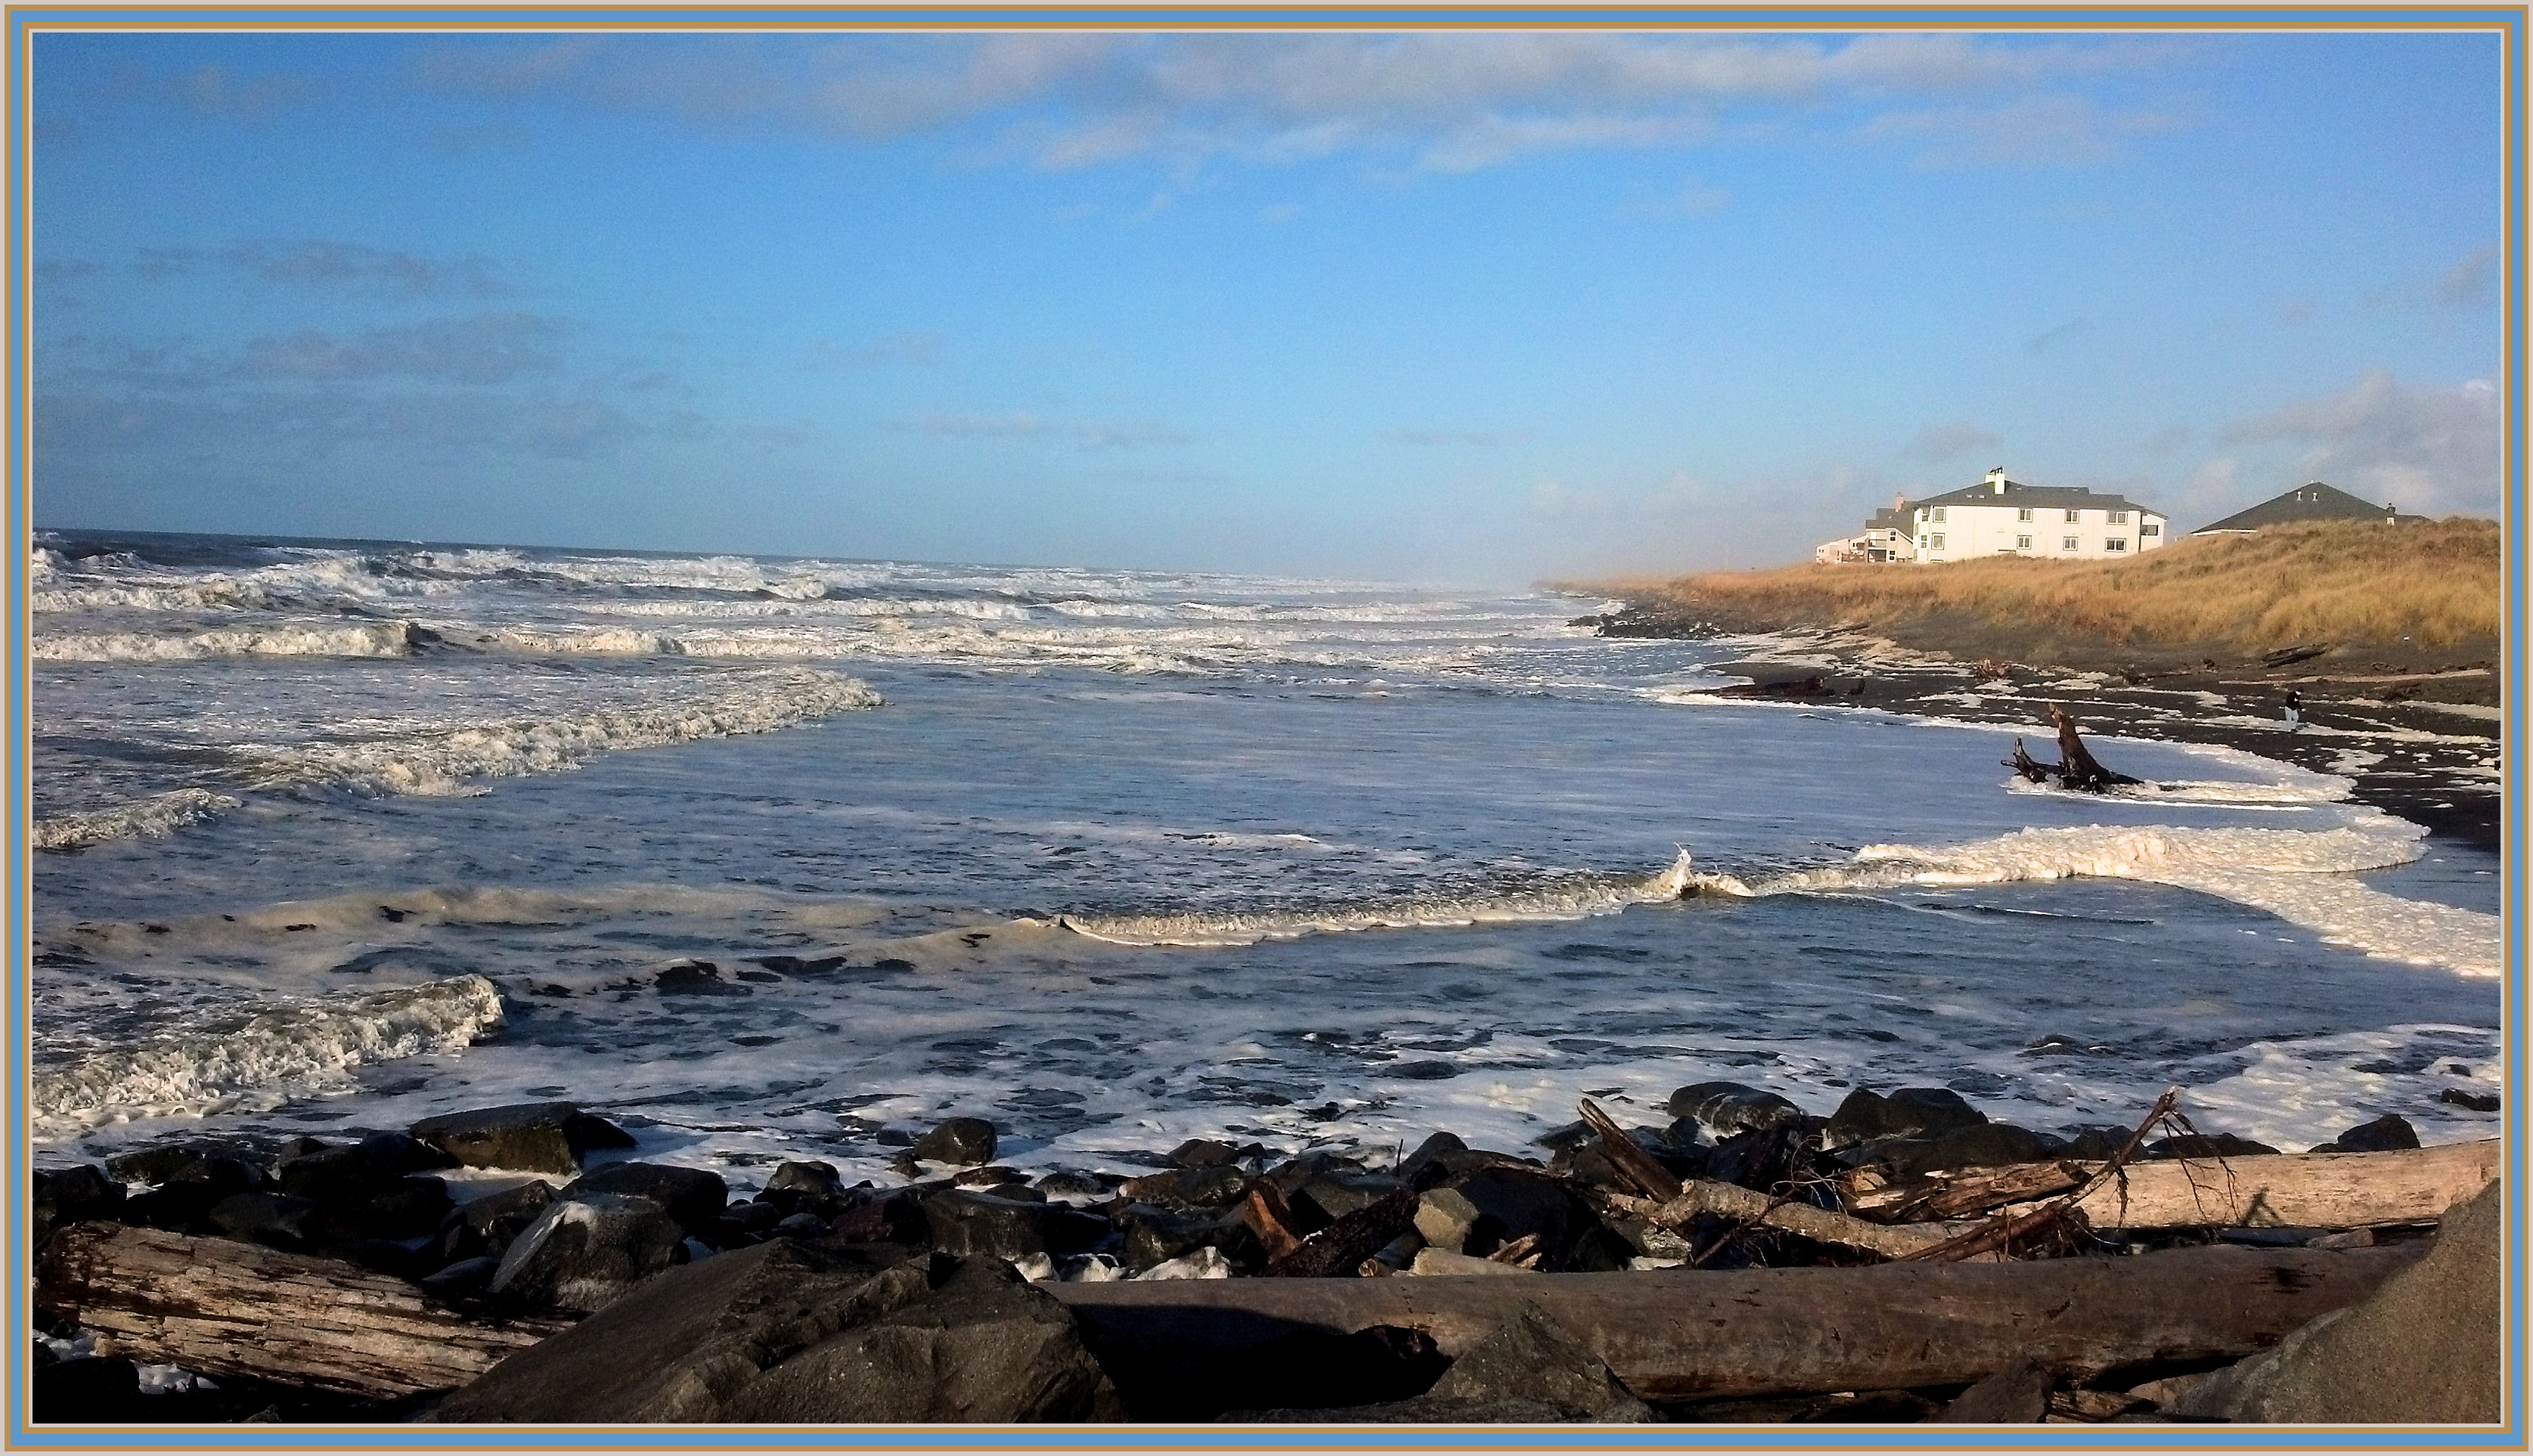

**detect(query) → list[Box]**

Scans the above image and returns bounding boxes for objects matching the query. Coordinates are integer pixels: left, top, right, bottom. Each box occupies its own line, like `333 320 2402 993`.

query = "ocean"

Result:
26 529 2503 1184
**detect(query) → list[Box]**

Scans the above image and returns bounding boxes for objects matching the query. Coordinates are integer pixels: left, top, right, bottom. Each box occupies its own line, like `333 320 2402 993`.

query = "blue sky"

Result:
31 24 2506 584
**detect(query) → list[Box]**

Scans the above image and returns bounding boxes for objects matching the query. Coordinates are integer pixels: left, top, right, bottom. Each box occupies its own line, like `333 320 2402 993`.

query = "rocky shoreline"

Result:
1582 606 2502 850
31 1077 2502 1427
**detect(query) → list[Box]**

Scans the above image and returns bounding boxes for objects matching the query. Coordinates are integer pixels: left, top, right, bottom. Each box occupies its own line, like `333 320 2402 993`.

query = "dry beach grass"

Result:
1587 519 2500 666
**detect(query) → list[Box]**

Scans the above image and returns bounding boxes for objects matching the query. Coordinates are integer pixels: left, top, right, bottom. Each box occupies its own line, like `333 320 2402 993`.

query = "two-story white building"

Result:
1908 468 2169 563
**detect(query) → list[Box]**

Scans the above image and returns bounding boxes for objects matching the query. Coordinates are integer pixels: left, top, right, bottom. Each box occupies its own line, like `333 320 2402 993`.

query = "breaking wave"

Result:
259 669 886 798
1715 822 2496 977
1056 848 1697 946
35 789 243 852
33 621 428 661
32 974 505 1133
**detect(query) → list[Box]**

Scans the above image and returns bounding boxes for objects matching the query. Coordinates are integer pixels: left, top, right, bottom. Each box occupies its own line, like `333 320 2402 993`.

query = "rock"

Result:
827 1189 931 1247
1117 1165 1248 1210
562 1163 728 1235
1412 1188 1482 1253
772 1213 830 1238
450 1179 557 1257
1823 1087 1985 1148
1132 1247 1233 1280
207 1191 343 1250
1419 1167 1594 1266
105 1144 263 1193
436 1241 939 1420
1034 1171 1113 1203
1668 1081 1805 1136
1877 1123 2064 1179
762 1160 842 1200
358 1130 460 1176
364 1176 454 1240
909 1117 998 1167
654 959 748 996
1117 1204 1244 1270
953 1165 1029 1190
1294 1170 1403 1225
1166 1138 1245 1168
275 1144 395 1205
1703 1124 1819 1192
488 1193 687 1313
2311 1114 2420 1154
1941 1355 2052 1422
2440 1089 2500 1113
2057 1125 2133 1160
1396 1131 1466 1182
2166 1179 2500 1422
33 1356 143 1423
420 1255 501 1301
922 1189 1053 1261
2144 1132 2280 1160
408 1103 637 1176
719 1254 1124 1422
31 1164 124 1246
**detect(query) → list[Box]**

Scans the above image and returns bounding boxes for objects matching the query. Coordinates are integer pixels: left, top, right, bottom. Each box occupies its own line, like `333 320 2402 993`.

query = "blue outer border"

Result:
2 4 2523 1451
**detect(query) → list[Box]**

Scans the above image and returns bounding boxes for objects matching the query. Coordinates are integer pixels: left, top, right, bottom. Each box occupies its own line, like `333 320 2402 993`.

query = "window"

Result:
1932 507 1947 522
2063 536 2079 552
1917 534 1928 549
2016 507 2032 522
2109 510 2128 525
2015 534 2032 550
1929 534 1946 550
2106 538 2128 553
2065 509 2080 523
2140 522 2161 537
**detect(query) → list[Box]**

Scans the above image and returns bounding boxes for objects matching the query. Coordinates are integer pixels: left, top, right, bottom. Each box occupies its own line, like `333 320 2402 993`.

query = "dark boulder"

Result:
654 959 749 996
2057 1125 2134 1160
1823 1087 1986 1149
442 1178 557 1262
358 1130 459 1176
1412 1167 1595 1267
763 1160 842 1200
1292 1170 1403 1225
31 1164 123 1246
1396 1131 1467 1183
909 1117 998 1167
1941 1355 2053 1422
209 1191 346 1250
1877 1123 2064 1179
363 1176 455 1240
105 1144 262 1193
2144 1132 2280 1160
1116 1165 1248 1211
1668 1081 1806 1136
562 1163 728 1236
275 1145 395 1205
408 1102 637 1176
488 1193 686 1313
419 1255 501 1302
720 1256 1124 1422
2311 1114 2420 1154
921 1189 1056 1261
436 1245 1122 1423
827 1189 930 1247
2440 1089 2500 1113
1167 1138 1254 1169
33 1357 144 1423
1117 1204 1244 1270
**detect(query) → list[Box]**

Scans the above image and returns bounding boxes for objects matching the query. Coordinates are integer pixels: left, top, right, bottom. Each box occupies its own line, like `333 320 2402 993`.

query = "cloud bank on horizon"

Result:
30 26 2504 584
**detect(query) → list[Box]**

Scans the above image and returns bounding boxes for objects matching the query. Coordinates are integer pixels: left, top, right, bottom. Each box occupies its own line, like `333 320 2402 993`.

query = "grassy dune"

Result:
1595 519 2501 666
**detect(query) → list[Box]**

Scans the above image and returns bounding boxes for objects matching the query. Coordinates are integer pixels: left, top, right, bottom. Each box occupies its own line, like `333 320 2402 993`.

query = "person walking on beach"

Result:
2283 689 2302 730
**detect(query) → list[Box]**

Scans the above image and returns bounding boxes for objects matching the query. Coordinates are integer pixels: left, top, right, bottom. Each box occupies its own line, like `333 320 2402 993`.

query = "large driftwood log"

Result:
1995 1140 2497 1231
1056 1242 2423 1403
36 1224 570 1399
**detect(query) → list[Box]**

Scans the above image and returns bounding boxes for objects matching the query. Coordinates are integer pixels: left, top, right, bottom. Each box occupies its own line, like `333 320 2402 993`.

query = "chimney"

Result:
1986 466 2007 494
1893 493 1906 512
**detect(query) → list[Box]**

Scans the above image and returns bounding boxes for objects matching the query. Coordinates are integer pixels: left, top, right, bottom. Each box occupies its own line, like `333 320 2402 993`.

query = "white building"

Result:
1815 500 1916 565
1908 467 2168 563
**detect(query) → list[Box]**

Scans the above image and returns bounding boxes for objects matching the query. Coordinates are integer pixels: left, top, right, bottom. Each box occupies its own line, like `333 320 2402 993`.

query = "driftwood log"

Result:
2000 1141 2498 1231
1605 1187 1973 1262
36 1224 571 1399
1056 1242 2425 1404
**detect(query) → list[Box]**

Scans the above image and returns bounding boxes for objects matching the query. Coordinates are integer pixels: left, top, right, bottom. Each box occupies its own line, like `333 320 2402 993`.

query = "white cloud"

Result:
418 33 2176 175
1861 92 2184 169
2217 371 2499 518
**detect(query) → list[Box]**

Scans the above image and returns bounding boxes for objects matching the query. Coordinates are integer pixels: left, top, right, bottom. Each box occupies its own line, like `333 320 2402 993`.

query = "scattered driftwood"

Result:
1054 1242 2426 1402
1262 1186 1418 1278
1850 1159 2088 1223
1901 1088 2178 1263
36 1224 570 1399
2262 643 2330 669
1575 1098 1679 1200
1606 1188 1965 1262
1242 1182 1305 1264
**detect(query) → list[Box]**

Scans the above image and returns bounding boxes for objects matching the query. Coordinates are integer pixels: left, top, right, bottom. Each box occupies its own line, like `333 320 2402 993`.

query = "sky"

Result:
29 23 2508 584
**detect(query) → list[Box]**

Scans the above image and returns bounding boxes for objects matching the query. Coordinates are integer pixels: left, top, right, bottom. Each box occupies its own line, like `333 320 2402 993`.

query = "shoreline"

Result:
1583 606 2501 853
